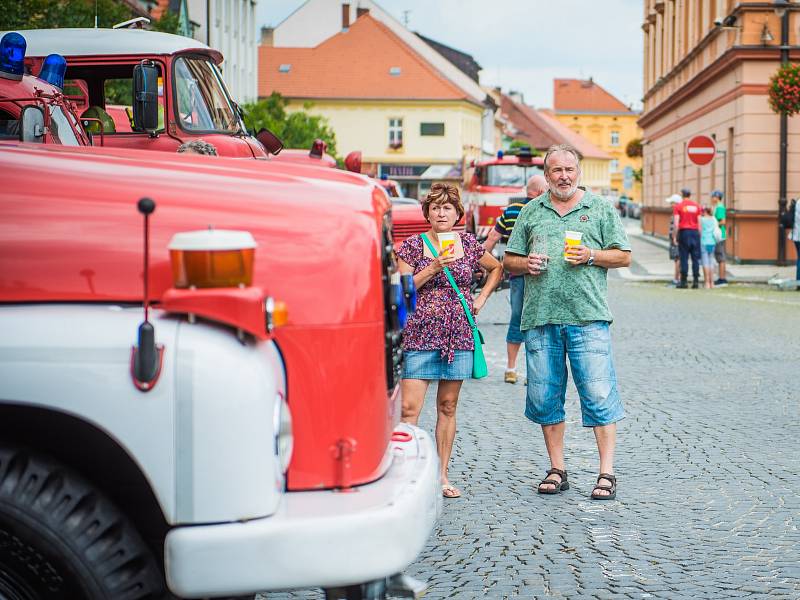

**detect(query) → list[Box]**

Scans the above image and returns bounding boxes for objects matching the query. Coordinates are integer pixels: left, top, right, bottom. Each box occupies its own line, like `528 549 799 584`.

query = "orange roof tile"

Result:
259 14 473 103
500 94 610 160
553 78 631 113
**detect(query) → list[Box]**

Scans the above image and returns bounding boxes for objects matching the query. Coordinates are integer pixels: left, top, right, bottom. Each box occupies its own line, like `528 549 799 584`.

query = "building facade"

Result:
268 0 499 159
553 79 643 203
187 0 258 103
260 14 483 199
499 93 612 194
640 0 800 263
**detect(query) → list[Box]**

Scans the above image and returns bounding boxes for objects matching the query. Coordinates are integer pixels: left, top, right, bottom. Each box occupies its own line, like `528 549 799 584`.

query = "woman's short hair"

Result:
422 182 464 221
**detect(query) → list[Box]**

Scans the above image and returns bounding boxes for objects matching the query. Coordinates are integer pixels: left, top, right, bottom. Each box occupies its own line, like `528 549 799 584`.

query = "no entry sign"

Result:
687 135 716 166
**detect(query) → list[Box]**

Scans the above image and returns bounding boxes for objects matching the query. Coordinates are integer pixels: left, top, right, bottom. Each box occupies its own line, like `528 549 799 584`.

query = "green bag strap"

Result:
420 233 478 330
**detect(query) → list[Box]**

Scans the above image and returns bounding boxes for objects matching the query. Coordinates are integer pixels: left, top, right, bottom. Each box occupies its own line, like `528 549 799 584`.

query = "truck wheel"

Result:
0 445 165 600
324 580 387 600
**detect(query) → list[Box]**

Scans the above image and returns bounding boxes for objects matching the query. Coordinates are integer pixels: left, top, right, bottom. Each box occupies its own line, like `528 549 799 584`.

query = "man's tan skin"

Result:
503 150 630 497
484 175 549 375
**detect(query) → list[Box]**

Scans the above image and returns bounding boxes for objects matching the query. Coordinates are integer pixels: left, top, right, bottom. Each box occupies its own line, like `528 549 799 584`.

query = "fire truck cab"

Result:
464 146 544 239
0 143 439 599
10 27 267 157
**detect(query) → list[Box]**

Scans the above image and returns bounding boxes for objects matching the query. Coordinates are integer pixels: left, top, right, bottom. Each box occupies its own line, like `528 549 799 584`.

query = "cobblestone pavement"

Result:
265 277 800 599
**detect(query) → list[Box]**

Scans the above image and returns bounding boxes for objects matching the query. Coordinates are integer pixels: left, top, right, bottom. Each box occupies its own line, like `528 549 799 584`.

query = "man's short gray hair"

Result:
543 144 582 171
177 139 218 156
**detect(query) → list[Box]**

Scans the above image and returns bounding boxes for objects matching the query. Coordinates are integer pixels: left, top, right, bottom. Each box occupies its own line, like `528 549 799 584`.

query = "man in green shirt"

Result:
711 190 728 286
504 144 631 501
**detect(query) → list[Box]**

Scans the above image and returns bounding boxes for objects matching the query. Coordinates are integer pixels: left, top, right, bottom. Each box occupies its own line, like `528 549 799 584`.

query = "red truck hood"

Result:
0 143 395 490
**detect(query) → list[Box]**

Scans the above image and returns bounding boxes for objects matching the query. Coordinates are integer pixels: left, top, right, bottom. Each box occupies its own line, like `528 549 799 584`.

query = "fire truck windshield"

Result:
481 164 544 187
48 104 80 146
174 56 240 134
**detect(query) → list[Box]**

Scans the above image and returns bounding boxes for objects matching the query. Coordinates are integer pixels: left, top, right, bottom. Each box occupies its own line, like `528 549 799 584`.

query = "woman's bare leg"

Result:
401 378 431 426
435 379 464 488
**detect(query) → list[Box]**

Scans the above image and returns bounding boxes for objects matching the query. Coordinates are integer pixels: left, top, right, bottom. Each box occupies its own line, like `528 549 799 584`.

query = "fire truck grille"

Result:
382 213 403 391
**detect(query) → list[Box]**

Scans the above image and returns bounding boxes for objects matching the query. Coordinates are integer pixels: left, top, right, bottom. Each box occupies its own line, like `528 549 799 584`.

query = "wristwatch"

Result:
587 249 596 266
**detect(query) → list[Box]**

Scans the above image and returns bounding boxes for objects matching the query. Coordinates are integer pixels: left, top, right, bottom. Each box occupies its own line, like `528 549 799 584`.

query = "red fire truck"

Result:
0 33 88 146
464 146 544 239
0 142 439 599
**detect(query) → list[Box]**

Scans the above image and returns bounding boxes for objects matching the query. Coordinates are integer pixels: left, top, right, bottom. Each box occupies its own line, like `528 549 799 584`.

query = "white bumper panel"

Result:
165 423 441 598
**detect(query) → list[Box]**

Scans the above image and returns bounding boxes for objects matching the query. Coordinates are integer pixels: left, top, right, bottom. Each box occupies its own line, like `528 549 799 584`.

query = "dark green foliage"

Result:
241 92 338 158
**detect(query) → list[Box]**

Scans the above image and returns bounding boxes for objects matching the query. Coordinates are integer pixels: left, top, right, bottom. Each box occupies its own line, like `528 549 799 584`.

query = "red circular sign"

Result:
686 135 716 166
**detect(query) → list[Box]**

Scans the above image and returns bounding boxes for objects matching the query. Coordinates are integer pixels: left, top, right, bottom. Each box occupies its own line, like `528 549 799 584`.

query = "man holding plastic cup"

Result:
503 144 631 501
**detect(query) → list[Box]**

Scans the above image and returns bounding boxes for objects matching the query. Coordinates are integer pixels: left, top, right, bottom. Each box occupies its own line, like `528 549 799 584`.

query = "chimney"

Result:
260 27 274 46
357 7 369 18
342 3 350 29
509 90 524 104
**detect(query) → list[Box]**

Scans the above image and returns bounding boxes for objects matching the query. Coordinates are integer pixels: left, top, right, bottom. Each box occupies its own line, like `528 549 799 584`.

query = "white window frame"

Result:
388 118 403 148
610 131 620 146
610 159 620 173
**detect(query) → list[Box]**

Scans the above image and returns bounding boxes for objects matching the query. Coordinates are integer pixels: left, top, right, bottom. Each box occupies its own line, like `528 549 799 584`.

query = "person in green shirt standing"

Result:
504 144 632 501
711 190 729 286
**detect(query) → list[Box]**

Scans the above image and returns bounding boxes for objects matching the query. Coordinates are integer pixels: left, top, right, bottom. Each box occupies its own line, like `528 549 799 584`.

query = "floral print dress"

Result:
396 232 485 363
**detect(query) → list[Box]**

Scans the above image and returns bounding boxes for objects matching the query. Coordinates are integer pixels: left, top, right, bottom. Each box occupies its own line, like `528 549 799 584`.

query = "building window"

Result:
610 131 620 146
388 118 403 148
610 159 620 173
420 122 445 136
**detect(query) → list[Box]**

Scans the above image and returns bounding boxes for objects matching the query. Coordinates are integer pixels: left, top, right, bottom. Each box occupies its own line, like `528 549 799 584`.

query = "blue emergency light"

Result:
497 150 504 159
0 32 26 81
39 54 67 90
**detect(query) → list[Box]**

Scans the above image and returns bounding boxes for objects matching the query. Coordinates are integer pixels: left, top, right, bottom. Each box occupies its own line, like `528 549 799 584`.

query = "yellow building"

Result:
552 79 643 203
259 13 484 198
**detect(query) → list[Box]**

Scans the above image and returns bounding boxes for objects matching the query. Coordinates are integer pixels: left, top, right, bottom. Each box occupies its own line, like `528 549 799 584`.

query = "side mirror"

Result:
344 150 362 173
256 128 283 155
20 106 45 143
133 61 159 131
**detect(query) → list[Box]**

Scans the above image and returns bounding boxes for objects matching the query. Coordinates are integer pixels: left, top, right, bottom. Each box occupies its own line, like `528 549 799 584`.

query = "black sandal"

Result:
537 468 569 494
590 473 617 500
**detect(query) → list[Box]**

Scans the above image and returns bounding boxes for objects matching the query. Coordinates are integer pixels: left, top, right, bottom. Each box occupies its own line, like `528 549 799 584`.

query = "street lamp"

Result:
775 0 791 263
774 0 790 18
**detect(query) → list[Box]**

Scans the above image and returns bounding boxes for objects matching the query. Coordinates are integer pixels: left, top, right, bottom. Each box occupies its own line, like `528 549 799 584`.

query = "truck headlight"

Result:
273 392 293 473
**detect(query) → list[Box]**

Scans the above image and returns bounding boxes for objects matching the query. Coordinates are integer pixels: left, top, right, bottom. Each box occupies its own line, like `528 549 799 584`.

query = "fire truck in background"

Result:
0 32 88 146
464 146 544 239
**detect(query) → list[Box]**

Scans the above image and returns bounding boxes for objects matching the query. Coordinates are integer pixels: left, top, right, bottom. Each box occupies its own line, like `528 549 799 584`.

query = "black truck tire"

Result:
0 444 165 600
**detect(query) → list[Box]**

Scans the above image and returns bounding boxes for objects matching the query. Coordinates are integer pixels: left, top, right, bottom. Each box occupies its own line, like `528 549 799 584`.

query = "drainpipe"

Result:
777 5 789 264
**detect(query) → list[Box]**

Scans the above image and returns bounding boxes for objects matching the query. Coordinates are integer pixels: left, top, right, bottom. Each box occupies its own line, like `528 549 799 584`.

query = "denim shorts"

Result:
523 322 625 427
714 240 726 263
506 276 525 344
402 349 473 380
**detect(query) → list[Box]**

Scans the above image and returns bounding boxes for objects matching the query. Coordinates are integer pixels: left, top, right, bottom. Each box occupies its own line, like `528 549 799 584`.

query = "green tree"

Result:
1 0 178 32
508 139 541 155
0 0 131 29
241 92 338 158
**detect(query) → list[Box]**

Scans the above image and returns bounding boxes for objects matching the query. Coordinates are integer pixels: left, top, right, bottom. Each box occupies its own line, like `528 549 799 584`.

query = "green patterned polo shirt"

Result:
505 191 631 329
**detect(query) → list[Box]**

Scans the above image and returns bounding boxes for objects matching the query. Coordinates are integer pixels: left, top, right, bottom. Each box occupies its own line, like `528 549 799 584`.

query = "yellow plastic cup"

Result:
564 230 582 260
439 232 457 255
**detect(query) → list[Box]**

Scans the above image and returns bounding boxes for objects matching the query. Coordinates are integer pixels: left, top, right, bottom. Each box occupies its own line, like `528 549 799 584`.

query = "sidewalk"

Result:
619 219 797 284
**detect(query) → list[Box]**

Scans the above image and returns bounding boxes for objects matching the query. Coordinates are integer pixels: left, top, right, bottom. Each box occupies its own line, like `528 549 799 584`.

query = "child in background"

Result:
700 206 717 289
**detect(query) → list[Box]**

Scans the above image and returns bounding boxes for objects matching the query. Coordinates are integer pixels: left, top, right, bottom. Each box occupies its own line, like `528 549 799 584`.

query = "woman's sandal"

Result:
537 468 569 494
590 473 617 500
442 484 461 499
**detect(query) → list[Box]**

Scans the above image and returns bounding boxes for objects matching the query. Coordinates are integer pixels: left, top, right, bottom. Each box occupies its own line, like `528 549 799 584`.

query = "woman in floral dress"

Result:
396 183 502 499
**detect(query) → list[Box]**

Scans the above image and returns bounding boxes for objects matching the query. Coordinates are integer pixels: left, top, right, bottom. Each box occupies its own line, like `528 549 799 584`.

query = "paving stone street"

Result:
269 245 800 599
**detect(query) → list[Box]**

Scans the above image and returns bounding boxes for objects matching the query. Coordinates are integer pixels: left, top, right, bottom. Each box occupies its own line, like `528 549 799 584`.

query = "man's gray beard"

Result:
549 182 578 199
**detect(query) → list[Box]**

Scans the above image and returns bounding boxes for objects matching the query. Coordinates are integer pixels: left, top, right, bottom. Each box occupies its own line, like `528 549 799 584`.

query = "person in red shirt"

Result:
672 188 703 288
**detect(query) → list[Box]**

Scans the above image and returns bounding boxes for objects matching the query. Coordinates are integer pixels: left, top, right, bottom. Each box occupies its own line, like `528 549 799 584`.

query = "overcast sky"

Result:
257 0 644 110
